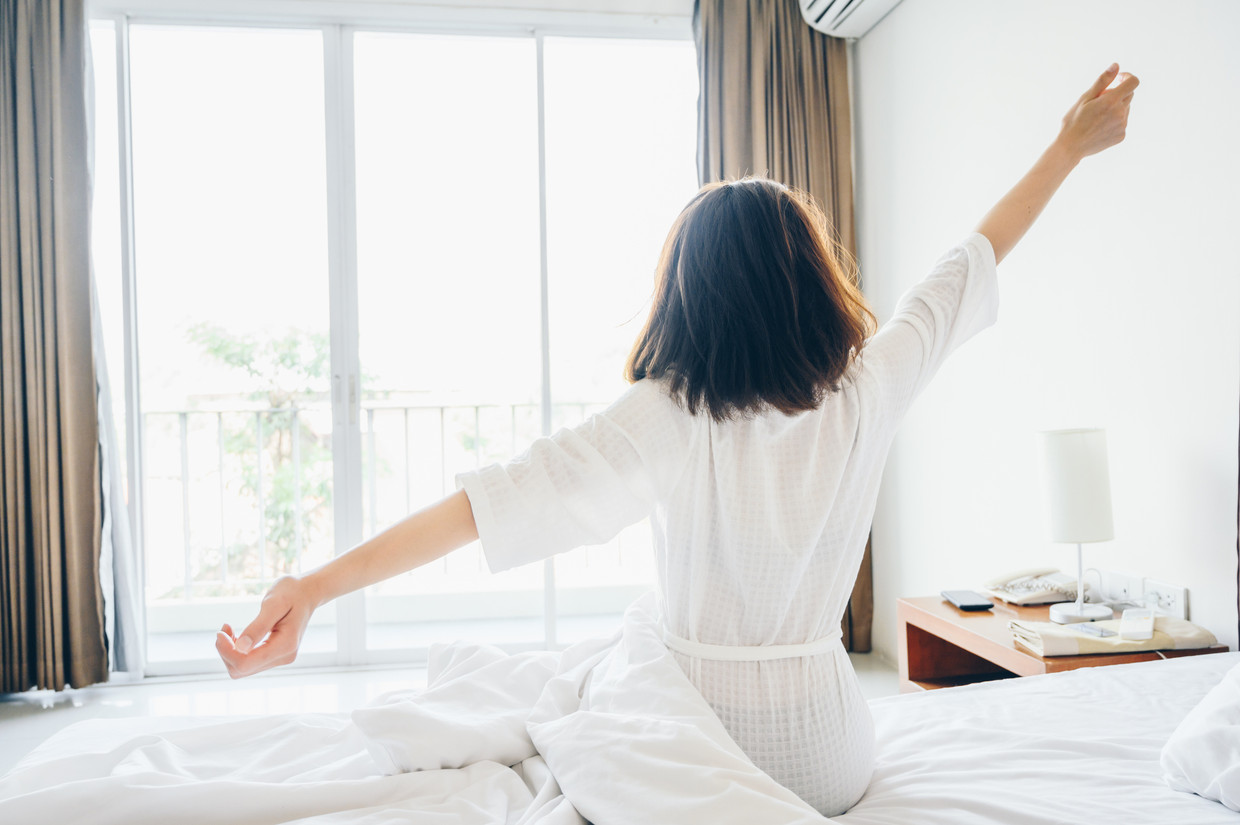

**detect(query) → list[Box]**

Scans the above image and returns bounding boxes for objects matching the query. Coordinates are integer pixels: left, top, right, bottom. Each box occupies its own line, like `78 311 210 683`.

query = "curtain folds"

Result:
694 0 855 255
93 279 144 676
0 0 108 692
693 0 871 651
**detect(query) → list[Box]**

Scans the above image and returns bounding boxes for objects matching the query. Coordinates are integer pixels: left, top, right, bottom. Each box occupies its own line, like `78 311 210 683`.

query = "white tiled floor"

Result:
0 652 899 777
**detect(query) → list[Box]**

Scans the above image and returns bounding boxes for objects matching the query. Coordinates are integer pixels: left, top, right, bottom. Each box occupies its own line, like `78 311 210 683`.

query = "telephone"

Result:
984 568 1084 606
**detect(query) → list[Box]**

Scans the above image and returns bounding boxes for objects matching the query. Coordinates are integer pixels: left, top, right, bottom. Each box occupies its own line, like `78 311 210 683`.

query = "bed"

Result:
1 597 1235 824
841 651 1238 824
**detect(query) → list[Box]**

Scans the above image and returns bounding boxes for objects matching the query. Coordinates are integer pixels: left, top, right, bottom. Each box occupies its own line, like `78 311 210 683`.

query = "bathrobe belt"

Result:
661 627 844 662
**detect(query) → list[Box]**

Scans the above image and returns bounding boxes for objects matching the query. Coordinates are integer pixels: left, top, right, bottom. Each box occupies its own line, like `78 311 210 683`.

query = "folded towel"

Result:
1009 616 1217 657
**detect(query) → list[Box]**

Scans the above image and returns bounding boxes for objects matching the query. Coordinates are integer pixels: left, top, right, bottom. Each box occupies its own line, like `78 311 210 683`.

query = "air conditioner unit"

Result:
798 0 904 39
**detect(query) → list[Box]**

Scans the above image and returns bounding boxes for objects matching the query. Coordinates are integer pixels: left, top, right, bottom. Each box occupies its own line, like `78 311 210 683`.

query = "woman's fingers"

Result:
216 622 300 678
1100 73 1138 142
1107 72 1140 100
1111 73 1135 99
235 592 292 654
215 577 316 678
1060 66 1138 158
1081 63 1119 101
216 630 247 678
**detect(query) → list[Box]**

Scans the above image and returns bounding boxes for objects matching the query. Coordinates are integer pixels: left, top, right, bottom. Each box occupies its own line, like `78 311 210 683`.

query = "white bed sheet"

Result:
840 651 1240 825
2 620 1236 824
1161 657 1240 811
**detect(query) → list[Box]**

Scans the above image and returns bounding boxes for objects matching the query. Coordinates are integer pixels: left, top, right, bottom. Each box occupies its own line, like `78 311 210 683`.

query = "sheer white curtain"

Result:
86 19 145 677
91 287 144 675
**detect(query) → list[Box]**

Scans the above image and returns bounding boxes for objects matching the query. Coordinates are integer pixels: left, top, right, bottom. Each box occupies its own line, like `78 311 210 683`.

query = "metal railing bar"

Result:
256 412 267 584
292 408 304 575
578 403 589 566
438 407 446 496
143 399 609 599
473 404 483 572
367 407 377 538
510 404 517 456
473 406 481 468
403 407 411 515
180 412 191 600
144 401 585 416
440 406 447 572
218 412 227 586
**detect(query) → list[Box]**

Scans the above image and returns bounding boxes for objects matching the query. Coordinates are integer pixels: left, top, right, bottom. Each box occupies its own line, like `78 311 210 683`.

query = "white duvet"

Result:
2 602 1236 825
0 594 831 824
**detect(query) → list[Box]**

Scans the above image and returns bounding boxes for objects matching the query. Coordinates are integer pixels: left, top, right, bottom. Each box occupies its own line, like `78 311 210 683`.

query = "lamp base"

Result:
1049 602 1114 624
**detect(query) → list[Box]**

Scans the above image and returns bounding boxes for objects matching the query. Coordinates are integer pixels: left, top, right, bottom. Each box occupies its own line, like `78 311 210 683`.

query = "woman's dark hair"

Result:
624 178 876 421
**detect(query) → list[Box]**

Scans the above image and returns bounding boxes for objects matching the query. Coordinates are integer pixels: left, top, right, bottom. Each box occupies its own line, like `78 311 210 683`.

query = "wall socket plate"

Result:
1143 579 1188 620
1096 570 1144 603
1093 569 1189 620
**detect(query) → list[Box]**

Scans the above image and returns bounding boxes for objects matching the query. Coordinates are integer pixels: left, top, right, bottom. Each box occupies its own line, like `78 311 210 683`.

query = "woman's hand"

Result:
214 491 479 678
1056 63 1139 161
974 63 1139 264
216 574 324 678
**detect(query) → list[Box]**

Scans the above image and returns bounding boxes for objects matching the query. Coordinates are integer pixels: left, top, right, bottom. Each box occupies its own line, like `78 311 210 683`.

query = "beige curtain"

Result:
694 0 871 651
0 0 107 692
695 0 855 255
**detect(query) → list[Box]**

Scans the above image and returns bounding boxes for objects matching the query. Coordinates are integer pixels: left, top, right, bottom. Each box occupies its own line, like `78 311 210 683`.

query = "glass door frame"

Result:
89 4 693 677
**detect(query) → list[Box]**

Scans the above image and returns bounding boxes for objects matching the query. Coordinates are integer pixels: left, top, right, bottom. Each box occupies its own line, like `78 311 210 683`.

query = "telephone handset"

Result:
984 568 1084 606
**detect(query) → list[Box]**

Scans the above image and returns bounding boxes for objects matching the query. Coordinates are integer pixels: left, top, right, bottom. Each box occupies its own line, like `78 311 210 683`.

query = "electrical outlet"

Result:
1095 569 1143 602
1142 579 1188 620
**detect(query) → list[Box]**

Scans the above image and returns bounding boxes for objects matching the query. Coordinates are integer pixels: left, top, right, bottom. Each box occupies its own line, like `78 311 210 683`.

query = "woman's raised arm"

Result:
216 489 478 678
975 63 1139 265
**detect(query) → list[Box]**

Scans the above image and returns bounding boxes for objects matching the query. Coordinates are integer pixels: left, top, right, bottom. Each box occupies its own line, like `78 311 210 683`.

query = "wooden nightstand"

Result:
897 595 1228 693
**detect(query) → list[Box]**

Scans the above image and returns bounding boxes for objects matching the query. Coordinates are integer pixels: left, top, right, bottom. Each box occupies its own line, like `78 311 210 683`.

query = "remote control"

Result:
1120 607 1155 640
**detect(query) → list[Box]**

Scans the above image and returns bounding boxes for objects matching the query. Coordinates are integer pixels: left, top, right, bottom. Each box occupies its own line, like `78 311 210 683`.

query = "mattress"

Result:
840 651 1240 824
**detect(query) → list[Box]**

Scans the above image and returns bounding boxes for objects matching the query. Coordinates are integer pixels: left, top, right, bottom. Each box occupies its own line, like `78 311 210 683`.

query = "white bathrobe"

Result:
457 233 999 816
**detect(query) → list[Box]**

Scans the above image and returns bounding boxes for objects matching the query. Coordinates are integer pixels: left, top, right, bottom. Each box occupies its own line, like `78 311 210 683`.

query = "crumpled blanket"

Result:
0 594 832 824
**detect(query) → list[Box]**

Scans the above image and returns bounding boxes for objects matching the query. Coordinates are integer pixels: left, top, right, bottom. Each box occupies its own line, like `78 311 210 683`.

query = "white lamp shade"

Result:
1037 428 1114 544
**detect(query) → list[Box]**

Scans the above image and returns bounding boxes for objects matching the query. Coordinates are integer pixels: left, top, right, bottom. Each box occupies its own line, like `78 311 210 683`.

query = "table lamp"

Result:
1037 428 1115 624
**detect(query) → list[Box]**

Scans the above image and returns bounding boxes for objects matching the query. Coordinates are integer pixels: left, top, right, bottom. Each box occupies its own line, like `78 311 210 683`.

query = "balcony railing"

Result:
141 399 642 605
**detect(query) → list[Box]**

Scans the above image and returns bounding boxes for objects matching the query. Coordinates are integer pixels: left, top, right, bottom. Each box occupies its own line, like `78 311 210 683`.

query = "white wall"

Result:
854 0 1240 659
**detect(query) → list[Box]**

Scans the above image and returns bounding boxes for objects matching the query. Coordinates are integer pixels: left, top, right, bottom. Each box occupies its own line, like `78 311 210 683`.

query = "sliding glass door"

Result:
542 36 699 643
352 31 545 650
90 13 698 673
118 24 339 665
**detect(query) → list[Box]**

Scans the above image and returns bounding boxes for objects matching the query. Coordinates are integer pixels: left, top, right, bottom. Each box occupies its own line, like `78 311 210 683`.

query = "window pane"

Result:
353 31 543 649
543 36 699 642
128 25 335 662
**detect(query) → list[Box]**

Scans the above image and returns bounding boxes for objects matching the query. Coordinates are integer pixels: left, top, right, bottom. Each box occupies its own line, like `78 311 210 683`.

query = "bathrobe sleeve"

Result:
856 232 999 420
456 380 689 574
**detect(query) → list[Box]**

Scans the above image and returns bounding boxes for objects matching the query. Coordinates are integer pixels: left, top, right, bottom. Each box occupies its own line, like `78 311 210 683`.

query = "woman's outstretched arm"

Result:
216 489 478 678
975 63 1139 265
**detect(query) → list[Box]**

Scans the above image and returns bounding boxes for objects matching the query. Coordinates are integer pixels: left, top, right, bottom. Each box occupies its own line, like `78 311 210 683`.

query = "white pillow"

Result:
1161 660 1240 811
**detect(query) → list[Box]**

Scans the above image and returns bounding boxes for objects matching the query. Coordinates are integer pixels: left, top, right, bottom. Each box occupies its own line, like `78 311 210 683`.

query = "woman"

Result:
218 64 1138 815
